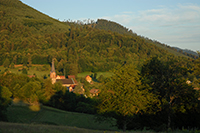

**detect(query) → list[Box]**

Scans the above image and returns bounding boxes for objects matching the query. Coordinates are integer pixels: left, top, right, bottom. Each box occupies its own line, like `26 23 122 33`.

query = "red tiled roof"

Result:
68 75 75 79
90 89 99 94
28 75 35 78
56 75 65 79
68 75 78 84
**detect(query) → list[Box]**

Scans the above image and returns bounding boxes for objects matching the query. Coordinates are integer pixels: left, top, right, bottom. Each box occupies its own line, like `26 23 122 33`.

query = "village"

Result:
50 59 100 97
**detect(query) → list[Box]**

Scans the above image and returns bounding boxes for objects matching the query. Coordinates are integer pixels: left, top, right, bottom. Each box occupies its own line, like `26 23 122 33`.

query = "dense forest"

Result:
1 0 200 132
0 0 197 75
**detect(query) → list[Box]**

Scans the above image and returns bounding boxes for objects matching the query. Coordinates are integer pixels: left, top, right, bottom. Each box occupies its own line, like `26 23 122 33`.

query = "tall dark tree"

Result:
97 64 159 131
0 86 12 121
3 58 10 68
141 57 199 130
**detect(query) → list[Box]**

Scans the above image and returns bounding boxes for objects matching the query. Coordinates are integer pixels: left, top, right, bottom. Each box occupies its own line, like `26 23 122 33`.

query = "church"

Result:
50 59 77 92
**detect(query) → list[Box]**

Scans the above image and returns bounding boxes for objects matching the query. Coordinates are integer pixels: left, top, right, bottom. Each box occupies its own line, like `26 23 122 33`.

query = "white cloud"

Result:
101 4 200 51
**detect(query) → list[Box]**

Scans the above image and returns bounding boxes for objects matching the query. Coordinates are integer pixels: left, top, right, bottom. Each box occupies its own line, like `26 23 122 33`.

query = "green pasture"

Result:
3 104 159 133
6 104 117 131
0 65 49 78
0 65 112 79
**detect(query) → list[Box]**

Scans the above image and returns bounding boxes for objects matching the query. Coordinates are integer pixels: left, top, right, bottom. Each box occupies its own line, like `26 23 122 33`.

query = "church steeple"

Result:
50 58 56 84
51 59 55 73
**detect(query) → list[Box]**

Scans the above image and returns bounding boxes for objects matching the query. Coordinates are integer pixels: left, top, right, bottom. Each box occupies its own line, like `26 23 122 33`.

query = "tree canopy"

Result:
98 64 159 131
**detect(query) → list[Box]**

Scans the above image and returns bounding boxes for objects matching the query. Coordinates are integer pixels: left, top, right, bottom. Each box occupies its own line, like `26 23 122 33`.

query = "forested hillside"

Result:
0 0 195 76
1 1 200 132
95 19 198 59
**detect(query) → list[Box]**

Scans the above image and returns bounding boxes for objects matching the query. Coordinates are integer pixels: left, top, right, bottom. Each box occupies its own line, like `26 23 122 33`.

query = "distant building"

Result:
56 75 65 79
85 75 92 83
186 80 191 84
27 75 35 78
50 59 77 92
90 89 100 97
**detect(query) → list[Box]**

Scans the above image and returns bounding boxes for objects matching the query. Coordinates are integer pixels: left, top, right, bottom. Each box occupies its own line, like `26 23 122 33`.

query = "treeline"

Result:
97 56 200 131
95 19 135 36
0 73 97 117
0 18 195 75
95 19 198 59
0 56 200 132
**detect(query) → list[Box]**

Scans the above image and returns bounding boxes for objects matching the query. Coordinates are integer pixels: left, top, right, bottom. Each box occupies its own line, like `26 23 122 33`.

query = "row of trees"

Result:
97 56 200 132
0 56 200 131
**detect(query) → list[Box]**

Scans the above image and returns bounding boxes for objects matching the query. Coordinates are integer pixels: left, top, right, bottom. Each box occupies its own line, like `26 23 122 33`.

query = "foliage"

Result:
3 58 10 68
0 0 195 76
41 78 55 103
97 64 159 131
48 90 97 114
18 81 42 104
0 86 12 121
22 68 28 74
97 75 105 83
140 57 200 131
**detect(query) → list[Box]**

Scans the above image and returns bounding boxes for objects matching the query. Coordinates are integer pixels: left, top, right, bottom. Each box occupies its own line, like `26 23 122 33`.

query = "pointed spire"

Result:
51 58 55 73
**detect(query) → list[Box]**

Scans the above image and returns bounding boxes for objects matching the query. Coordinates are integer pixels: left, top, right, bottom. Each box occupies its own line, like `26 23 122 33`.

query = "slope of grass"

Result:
0 0 69 34
0 65 113 79
0 122 118 133
1 121 168 133
6 104 117 131
0 65 49 78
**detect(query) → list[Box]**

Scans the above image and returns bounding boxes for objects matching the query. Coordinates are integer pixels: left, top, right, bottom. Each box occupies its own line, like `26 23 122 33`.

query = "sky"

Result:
20 0 200 52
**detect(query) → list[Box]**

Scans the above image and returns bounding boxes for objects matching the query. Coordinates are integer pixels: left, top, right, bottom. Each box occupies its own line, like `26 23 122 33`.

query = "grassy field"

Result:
0 122 117 133
0 121 163 133
2 98 198 133
0 65 113 79
2 104 159 133
6 103 117 131
0 65 50 78
4 103 173 133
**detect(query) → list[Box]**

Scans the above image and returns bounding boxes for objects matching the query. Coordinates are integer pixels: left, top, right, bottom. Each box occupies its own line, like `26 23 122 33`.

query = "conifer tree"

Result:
98 64 158 131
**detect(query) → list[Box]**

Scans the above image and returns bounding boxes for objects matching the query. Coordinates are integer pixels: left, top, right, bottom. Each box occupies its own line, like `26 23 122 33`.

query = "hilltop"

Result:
94 19 198 59
0 0 195 76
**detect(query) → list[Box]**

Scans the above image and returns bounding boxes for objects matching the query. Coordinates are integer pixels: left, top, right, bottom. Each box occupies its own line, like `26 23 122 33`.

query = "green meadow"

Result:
6 102 117 131
0 102 198 133
2 102 163 133
0 65 113 79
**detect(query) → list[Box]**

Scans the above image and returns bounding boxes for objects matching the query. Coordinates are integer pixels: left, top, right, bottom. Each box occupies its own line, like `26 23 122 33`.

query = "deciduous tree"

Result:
98 64 158 131
3 58 10 68
141 57 199 130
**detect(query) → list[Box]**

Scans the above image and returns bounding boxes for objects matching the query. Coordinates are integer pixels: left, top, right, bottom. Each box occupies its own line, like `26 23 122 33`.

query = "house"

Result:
27 75 35 78
186 80 191 84
68 75 78 84
50 59 77 92
90 89 100 97
56 75 65 79
85 75 92 83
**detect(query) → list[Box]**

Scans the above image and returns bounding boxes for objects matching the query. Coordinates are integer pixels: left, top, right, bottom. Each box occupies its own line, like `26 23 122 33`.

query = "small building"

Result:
27 75 35 78
68 75 78 84
56 75 65 79
90 89 100 97
85 75 92 83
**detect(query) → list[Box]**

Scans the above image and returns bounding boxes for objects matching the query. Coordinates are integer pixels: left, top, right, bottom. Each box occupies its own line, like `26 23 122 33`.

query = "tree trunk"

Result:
123 120 127 132
168 103 171 132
